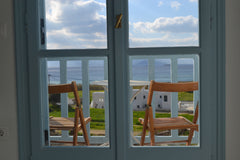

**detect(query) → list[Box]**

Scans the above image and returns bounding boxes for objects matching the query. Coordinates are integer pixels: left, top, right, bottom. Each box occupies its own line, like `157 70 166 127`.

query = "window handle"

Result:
115 13 123 29
40 18 45 45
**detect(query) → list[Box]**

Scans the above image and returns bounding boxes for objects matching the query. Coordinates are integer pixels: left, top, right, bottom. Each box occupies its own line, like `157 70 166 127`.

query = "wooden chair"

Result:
48 81 91 146
139 80 199 146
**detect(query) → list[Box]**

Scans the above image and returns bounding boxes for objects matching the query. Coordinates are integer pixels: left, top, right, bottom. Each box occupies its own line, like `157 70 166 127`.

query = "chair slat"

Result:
141 80 199 146
48 81 90 146
152 81 198 92
48 84 73 94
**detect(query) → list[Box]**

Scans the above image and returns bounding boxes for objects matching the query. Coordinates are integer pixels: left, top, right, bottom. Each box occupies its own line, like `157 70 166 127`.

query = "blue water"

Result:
48 63 193 84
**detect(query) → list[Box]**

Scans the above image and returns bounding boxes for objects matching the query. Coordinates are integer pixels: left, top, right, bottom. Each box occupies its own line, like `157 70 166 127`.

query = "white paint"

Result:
0 23 8 38
91 90 174 111
91 92 105 109
0 0 18 160
226 0 240 160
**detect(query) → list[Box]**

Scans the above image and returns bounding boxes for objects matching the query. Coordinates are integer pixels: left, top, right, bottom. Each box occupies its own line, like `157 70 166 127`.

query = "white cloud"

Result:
171 1 181 10
189 0 198 2
129 33 198 47
45 0 107 49
46 1 62 23
158 1 163 7
45 0 198 49
132 15 198 34
130 16 199 47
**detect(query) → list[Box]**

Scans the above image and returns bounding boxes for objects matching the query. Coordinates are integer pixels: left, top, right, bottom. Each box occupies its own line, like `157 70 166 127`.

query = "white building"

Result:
90 90 172 111
130 89 171 111
90 92 105 109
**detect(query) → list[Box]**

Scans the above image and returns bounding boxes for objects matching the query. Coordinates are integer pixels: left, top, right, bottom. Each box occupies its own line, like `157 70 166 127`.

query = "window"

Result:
14 0 225 160
164 95 168 102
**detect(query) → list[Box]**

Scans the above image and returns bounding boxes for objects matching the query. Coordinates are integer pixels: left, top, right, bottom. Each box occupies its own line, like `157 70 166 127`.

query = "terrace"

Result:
44 54 199 146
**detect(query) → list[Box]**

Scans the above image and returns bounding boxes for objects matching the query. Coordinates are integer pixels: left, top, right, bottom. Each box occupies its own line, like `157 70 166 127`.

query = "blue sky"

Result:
46 0 197 67
45 0 198 49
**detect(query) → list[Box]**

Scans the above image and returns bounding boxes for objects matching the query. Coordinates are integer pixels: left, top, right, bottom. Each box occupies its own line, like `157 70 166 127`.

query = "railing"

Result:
41 57 109 145
41 54 199 146
129 55 199 145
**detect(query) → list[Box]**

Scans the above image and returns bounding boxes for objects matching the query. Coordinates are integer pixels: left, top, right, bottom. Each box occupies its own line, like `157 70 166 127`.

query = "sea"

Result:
48 63 194 84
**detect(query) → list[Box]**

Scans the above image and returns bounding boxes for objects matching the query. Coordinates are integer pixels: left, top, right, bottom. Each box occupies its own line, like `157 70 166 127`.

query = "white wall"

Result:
226 0 240 160
0 0 239 160
0 1 19 160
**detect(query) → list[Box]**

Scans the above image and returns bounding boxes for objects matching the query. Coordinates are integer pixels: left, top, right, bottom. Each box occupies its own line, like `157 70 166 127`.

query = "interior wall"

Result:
0 0 240 160
225 0 240 160
0 0 19 160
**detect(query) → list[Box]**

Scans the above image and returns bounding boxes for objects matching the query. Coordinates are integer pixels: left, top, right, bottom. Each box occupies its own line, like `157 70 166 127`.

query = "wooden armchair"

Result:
48 81 91 146
139 80 199 146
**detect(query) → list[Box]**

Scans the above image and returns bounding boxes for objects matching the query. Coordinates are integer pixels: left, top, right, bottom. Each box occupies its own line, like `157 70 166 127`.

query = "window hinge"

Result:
40 18 45 45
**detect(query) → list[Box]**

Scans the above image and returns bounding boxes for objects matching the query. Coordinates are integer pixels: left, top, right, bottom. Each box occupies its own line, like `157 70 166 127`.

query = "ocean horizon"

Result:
48 63 193 84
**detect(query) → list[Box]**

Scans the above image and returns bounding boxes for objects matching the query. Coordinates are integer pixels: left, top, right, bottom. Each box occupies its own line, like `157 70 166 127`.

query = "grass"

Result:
68 90 104 103
49 90 194 135
49 108 106 130
67 90 193 102
178 92 193 101
49 108 194 132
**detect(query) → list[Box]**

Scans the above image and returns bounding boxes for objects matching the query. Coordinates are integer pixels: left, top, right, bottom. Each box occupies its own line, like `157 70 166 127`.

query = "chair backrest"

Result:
48 81 81 108
147 80 198 106
147 80 199 123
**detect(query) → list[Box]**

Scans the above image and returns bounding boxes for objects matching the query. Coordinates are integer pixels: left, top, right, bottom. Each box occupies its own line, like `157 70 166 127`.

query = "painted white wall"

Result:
0 0 239 160
0 1 19 160
226 0 240 160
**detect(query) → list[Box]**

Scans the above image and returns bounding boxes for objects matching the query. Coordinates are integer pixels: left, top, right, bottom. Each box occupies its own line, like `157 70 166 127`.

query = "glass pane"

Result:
44 57 109 147
89 60 108 138
45 0 107 49
177 58 194 136
129 55 199 147
132 59 148 81
129 0 199 48
47 61 60 84
177 58 194 82
155 59 171 82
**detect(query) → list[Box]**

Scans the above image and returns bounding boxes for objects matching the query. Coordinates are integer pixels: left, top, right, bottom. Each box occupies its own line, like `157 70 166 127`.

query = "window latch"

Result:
44 130 49 146
40 18 45 45
115 13 123 29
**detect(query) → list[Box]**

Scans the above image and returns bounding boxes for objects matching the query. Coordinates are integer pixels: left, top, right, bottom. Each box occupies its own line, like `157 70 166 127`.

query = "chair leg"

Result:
82 123 89 146
150 129 155 146
148 107 155 146
79 109 90 146
73 109 80 146
140 108 149 146
186 128 195 146
140 122 147 146
73 128 79 146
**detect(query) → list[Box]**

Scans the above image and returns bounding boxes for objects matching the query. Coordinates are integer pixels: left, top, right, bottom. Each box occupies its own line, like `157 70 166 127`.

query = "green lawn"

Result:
67 90 193 102
49 91 193 134
68 90 104 103
49 108 194 132
178 92 193 101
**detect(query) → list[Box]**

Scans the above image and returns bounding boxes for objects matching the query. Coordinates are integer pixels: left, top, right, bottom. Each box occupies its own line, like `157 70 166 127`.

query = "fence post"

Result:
60 60 68 138
171 57 179 138
104 58 109 142
82 59 91 140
